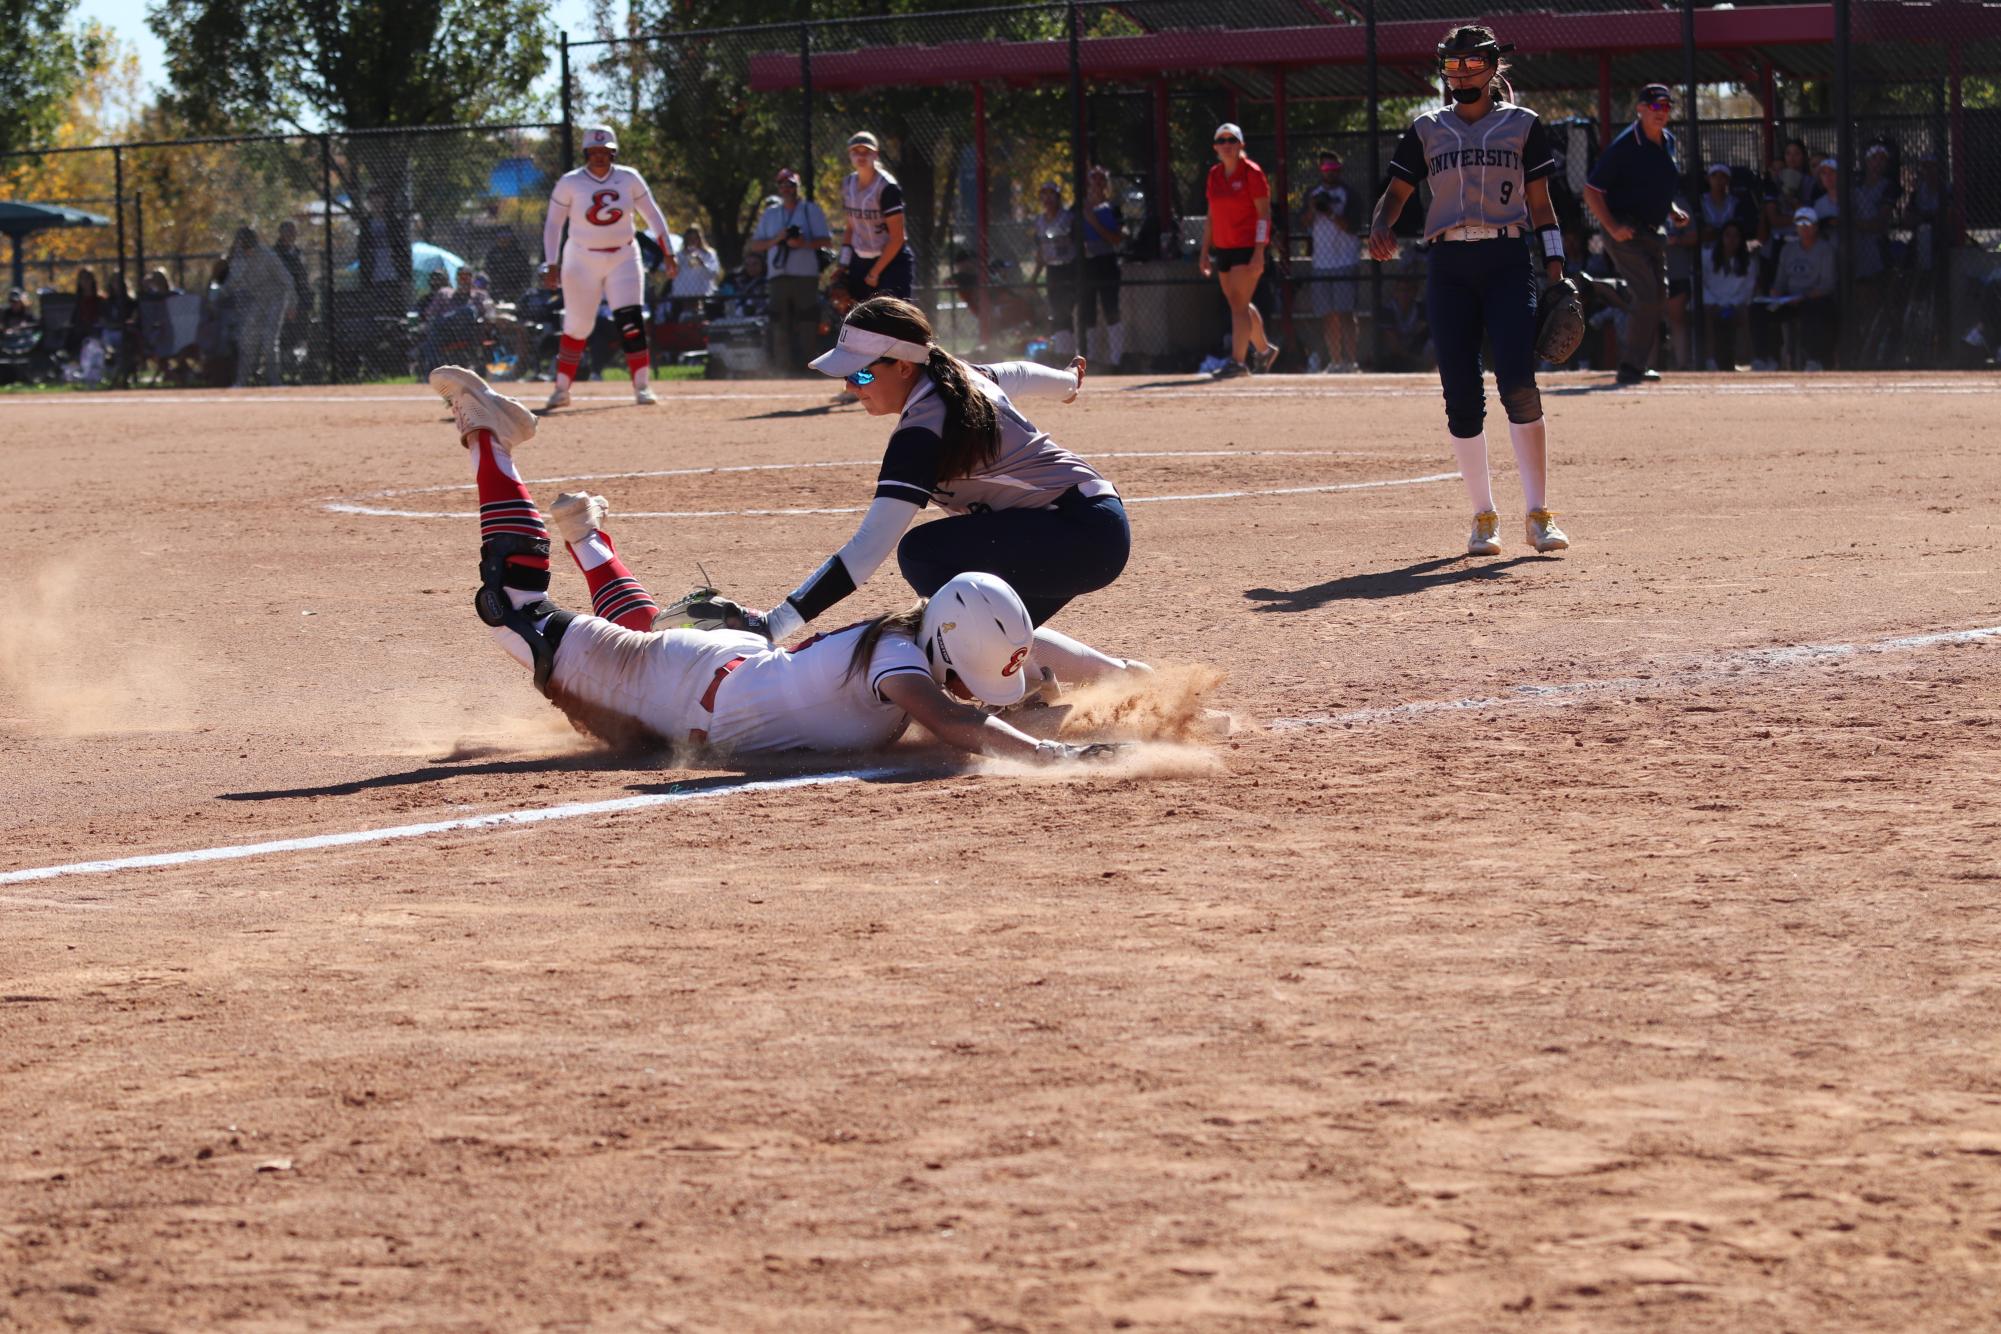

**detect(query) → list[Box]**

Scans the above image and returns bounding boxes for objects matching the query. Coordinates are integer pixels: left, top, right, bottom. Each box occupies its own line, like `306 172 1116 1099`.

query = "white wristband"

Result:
1254 219 1270 244
1539 226 1564 262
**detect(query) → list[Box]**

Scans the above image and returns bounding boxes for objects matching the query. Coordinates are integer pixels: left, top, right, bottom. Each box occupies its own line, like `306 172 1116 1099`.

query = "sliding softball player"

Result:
426 365 1131 763
1368 25 1570 556
540 126 676 410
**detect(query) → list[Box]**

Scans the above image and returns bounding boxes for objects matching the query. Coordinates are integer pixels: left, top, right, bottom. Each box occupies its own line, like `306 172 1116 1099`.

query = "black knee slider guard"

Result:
615 304 647 356
475 535 573 696
1499 380 1543 425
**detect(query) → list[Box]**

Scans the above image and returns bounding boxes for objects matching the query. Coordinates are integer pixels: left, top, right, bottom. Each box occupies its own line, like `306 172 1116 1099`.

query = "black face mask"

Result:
1449 85 1486 105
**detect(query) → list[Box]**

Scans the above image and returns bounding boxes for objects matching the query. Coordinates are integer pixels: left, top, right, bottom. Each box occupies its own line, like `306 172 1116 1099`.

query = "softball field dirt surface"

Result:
3 372 1999 1332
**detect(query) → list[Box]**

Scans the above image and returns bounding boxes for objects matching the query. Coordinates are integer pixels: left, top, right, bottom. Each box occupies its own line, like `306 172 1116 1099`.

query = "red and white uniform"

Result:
543 163 672 340
517 616 931 754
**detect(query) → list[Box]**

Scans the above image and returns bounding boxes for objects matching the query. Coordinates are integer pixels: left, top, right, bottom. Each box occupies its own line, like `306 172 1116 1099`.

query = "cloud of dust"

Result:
1051 662 1232 743
0 563 202 735
362 681 589 761
973 663 1232 781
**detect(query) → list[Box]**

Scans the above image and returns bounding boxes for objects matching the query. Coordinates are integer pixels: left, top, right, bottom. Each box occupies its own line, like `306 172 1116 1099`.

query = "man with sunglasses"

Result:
748 168 833 374
1585 83 1691 385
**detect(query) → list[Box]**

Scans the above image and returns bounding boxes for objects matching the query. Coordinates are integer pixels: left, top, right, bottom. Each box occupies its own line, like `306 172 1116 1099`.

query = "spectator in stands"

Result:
1762 139 1811 285
1378 275 1431 372
1852 143 1901 280
1585 82 1689 384
483 229 534 301
226 226 294 388
356 186 407 352
1754 207 1836 371
66 268 103 358
4 287 33 332
1296 147 1361 373
101 270 138 387
274 220 310 376
1032 181 1080 361
1808 158 1840 234
1197 121 1276 378
748 168 833 374
1081 165 1125 369
1697 163 1755 244
720 249 769 319
197 258 236 387
669 225 720 320
1905 155 1945 271
1703 219 1756 370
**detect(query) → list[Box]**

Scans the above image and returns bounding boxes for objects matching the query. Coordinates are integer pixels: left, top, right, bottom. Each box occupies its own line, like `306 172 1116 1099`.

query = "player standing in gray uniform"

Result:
839 131 914 300
1368 24 1571 556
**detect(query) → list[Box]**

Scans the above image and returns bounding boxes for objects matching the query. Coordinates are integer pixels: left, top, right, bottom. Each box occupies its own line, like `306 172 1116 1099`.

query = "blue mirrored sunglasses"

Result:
846 367 877 387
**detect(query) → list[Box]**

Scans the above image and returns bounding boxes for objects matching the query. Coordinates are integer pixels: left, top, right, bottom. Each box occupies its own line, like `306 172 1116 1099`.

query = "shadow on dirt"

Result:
1245 554 1546 612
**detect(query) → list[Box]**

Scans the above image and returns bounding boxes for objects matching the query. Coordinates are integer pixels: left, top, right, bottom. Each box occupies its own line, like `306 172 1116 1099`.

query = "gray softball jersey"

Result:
1388 103 1555 240
877 367 1111 515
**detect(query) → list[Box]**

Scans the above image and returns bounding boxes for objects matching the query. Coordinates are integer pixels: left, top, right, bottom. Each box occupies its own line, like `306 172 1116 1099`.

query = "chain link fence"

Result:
4 0 1997 384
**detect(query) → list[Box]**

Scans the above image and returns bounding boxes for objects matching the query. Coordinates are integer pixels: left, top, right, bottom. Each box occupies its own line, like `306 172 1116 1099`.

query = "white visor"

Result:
808 323 933 377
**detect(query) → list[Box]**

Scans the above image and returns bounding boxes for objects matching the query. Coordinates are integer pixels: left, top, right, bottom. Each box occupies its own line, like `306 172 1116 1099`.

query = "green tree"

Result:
148 0 555 131
0 0 107 158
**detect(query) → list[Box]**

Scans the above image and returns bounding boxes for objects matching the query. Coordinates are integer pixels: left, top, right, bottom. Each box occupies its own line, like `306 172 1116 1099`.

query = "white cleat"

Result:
1526 508 1570 553
634 385 658 406
549 491 610 546
1467 509 1503 557
543 385 572 411
429 365 537 449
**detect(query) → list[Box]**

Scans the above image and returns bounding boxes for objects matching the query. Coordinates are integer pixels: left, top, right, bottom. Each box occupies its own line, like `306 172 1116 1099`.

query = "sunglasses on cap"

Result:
845 358 890 387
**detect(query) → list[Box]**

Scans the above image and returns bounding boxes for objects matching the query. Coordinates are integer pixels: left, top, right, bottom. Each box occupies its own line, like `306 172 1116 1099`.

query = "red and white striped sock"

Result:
555 335 586 389
626 350 650 391
470 429 548 609
567 528 659 630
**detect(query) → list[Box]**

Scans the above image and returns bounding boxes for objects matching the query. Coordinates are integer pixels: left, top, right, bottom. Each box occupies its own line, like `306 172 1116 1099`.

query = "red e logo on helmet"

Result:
586 190 624 227
1001 647 1029 677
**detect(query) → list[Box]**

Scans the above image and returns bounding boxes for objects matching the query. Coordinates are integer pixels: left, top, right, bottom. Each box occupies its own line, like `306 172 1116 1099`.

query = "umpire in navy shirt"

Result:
1586 83 1691 384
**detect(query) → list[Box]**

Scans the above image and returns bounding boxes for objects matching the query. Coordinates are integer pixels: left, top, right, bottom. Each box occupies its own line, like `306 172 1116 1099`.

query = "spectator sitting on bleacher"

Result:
1703 219 1757 370
3 288 31 332
67 268 103 359
669 225 721 320
1697 163 1755 244
1753 208 1835 371
483 229 534 302
1808 158 1840 234
416 266 492 371
719 249 769 319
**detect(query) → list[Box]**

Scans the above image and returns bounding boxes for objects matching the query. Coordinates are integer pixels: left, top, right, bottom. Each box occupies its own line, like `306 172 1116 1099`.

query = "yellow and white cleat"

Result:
1526 508 1570 553
1467 509 1503 557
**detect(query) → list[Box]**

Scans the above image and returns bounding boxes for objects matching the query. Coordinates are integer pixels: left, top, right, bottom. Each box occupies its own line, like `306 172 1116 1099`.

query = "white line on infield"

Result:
1269 624 2001 730
325 470 1461 520
0 767 908 888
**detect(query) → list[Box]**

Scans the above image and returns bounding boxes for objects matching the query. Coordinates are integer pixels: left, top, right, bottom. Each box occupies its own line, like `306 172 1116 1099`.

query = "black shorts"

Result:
1211 246 1257 273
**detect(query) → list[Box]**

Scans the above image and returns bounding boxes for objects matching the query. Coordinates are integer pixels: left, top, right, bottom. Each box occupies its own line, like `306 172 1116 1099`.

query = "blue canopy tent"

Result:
0 201 111 293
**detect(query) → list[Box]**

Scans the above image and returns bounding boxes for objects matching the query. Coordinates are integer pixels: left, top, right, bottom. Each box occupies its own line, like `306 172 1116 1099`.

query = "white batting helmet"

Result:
918 572 1035 707
582 125 619 154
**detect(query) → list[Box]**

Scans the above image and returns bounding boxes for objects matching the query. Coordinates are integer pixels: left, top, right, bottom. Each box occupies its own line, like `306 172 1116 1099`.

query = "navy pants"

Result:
897 490 1130 627
846 248 915 301
1426 235 1542 438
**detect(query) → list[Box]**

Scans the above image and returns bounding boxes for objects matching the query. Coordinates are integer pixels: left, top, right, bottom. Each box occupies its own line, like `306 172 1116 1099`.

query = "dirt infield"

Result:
4 372 1999 1331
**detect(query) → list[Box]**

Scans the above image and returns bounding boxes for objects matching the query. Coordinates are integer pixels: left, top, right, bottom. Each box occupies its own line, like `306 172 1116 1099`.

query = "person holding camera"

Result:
1296 148 1362 372
749 168 833 374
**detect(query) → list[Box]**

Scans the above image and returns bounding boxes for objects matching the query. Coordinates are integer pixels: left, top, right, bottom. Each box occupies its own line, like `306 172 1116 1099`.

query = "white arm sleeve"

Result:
979 360 1080 401
542 193 566 266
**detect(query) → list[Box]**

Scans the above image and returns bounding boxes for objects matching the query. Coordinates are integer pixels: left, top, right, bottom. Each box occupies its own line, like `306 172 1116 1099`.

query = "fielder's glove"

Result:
654 587 774 641
1534 277 1585 364
1032 739 1133 764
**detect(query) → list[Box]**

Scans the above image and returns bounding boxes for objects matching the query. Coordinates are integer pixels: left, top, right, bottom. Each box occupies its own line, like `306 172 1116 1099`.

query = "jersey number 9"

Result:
1499 181 1515 205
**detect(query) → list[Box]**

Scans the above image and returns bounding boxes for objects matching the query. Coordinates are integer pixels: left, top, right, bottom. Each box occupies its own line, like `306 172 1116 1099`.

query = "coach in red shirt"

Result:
1198 122 1276 379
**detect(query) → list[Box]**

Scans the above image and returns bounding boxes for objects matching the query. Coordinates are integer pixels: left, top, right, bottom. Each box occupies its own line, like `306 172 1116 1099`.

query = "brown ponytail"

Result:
843 295 999 481
846 600 929 686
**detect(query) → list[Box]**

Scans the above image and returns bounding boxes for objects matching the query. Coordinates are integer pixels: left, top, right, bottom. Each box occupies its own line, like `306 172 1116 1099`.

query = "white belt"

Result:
1077 478 1118 499
1437 224 1519 242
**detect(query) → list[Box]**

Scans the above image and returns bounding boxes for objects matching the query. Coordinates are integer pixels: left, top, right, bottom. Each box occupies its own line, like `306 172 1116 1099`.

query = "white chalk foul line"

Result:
325 470 1461 520
1270 624 2001 730
0 767 906 888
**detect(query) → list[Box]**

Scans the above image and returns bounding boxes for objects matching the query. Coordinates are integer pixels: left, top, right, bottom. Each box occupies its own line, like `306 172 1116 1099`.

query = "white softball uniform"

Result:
498 616 930 754
543 164 672 340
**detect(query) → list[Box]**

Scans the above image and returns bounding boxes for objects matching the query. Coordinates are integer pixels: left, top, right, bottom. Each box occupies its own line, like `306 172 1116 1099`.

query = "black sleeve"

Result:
1522 117 1556 182
879 181 905 216
787 556 859 623
875 425 939 507
1387 125 1427 183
